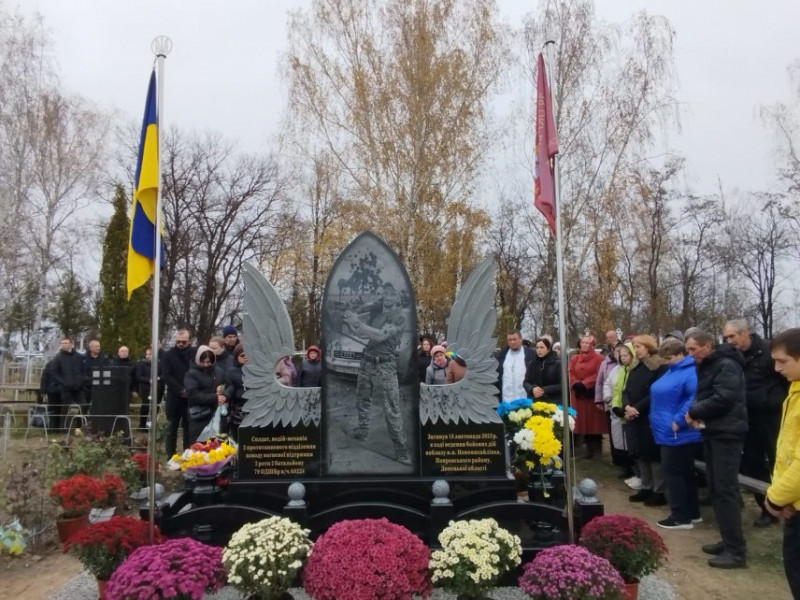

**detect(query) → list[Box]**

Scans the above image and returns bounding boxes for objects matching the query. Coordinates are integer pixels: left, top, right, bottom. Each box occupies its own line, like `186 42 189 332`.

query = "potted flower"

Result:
49 474 105 542
106 537 226 599
580 514 668 599
223 516 311 600
64 516 163 598
515 404 563 503
430 518 522 600
303 518 431 600
518 545 625 599
90 473 126 523
498 401 574 502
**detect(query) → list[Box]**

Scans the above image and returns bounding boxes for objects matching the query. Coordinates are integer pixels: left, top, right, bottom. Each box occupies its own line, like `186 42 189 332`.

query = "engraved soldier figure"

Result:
343 281 411 465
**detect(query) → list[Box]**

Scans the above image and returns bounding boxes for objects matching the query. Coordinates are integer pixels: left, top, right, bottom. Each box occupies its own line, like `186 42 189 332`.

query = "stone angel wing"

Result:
419 258 502 425
240 263 321 427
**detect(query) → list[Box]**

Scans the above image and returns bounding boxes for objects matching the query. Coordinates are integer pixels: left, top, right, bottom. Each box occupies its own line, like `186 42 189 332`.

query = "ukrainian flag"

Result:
127 70 161 299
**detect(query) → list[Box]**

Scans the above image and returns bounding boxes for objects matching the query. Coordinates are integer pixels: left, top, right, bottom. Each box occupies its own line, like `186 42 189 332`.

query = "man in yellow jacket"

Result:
765 327 800 599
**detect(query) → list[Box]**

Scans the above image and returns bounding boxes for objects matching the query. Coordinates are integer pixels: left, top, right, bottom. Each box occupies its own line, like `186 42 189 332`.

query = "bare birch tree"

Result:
284 0 507 333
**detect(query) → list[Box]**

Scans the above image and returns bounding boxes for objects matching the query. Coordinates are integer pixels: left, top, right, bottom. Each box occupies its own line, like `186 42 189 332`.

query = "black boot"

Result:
629 489 653 502
754 512 779 528
708 552 746 569
702 541 724 555
644 492 668 507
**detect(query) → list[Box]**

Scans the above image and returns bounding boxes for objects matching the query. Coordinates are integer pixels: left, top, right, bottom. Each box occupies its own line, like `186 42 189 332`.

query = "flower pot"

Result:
622 579 639 600
192 474 222 507
530 520 557 543
56 514 90 544
89 506 116 524
527 479 555 504
97 578 108 599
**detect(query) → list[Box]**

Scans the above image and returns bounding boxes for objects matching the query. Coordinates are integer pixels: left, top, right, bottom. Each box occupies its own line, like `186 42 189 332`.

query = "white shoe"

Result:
625 476 642 490
691 517 703 524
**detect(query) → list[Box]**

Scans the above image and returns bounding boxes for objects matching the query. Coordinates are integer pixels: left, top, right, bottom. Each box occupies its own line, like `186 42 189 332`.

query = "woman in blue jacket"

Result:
650 337 703 529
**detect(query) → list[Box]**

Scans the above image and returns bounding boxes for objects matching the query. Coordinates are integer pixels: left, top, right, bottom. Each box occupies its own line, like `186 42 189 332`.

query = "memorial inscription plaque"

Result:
420 423 505 477
237 424 319 479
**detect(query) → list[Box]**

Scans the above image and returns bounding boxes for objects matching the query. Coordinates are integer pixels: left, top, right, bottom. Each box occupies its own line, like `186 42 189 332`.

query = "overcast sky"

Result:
21 0 800 199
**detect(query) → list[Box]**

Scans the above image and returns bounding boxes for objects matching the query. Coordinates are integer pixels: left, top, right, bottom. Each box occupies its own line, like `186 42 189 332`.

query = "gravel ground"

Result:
50 571 676 599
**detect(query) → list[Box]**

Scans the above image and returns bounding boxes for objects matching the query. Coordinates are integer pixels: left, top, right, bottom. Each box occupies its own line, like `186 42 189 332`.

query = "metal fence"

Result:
0 357 46 402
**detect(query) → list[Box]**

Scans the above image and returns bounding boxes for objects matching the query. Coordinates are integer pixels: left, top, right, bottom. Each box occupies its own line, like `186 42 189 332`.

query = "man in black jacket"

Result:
161 330 195 456
51 337 84 430
686 330 748 569
82 339 109 414
496 330 535 401
723 319 789 527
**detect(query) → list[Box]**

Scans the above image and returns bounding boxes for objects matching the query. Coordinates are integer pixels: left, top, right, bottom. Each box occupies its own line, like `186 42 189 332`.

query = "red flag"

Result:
534 52 559 235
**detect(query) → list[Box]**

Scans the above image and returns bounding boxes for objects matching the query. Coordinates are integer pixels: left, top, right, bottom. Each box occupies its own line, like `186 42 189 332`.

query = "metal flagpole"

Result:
543 39 575 542
148 35 172 543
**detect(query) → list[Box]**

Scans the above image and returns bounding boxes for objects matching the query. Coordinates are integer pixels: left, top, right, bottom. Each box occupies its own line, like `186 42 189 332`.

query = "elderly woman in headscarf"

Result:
569 334 606 459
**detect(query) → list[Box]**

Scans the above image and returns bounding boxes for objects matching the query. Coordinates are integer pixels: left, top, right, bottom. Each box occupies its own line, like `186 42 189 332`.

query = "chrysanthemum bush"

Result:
105 537 226 599
303 518 431 600
429 518 521 598
580 514 668 583
98 473 126 509
223 516 311 600
49 474 106 518
518 545 624 600
63 516 163 581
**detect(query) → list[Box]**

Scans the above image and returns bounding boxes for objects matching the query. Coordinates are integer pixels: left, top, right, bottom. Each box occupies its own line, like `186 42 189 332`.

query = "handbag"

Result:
188 405 213 422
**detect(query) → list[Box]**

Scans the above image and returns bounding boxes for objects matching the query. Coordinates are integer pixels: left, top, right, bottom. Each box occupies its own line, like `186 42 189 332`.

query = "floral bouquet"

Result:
223 516 311 600
167 438 236 475
303 518 431 600
64 516 163 581
518 545 624 600
429 518 521 598
106 537 226 599
496 398 534 434
513 403 565 492
580 514 668 583
49 474 105 519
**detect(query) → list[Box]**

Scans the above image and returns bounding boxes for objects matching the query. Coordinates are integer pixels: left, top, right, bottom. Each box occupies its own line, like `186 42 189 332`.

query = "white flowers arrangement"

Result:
429 518 522 597
513 428 534 451
552 407 575 431
508 407 533 425
222 516 311 599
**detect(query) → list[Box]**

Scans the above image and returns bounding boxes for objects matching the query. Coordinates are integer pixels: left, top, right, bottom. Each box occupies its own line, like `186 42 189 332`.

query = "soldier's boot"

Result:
352 426 369 441
395 447 412 466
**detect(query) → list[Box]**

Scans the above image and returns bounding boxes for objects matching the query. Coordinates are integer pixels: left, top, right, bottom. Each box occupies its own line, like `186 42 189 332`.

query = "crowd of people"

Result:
40 338 162 431
38 317 800 595
416 335 467 385
496 322 800 595
159 327 323 452
40 325 324 452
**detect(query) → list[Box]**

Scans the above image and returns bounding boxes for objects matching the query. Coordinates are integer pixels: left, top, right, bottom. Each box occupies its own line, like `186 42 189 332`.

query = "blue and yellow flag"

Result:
127 70 161 299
